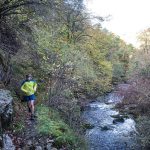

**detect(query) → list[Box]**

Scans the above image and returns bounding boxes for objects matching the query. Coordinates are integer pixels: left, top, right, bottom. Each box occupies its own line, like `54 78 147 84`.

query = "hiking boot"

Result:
28 107 31 113
33 114 38 118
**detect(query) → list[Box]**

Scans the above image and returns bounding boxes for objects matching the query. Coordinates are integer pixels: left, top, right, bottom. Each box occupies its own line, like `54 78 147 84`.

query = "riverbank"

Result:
114 79 150 149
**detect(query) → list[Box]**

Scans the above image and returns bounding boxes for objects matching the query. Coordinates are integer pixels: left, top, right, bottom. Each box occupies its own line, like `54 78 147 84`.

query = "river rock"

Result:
0 89 13 129
113 117 124 124
111 114 129 119
111 114 125 124
100 125 114 131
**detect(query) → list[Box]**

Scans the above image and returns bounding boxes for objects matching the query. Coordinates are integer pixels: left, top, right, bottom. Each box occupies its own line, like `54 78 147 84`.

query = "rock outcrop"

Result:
0 89 13 129
3 134 15 150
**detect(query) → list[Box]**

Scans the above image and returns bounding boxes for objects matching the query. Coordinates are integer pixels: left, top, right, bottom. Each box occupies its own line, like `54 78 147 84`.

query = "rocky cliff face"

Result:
0 21 20 86
0 89 14 149
0 89 13 129
0 51 12 86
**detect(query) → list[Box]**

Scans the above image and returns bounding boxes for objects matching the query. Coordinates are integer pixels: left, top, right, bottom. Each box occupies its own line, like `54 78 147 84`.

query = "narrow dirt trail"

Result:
11 107 55 150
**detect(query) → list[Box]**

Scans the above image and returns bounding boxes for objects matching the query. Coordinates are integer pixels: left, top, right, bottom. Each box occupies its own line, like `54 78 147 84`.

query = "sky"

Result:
84 0 150 47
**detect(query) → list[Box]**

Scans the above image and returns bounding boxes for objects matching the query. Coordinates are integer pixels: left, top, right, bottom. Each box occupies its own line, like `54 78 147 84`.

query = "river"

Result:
82 84 141 150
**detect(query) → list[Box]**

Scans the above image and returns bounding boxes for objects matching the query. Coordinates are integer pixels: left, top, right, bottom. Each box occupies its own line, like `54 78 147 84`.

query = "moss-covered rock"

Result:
82 123 95 129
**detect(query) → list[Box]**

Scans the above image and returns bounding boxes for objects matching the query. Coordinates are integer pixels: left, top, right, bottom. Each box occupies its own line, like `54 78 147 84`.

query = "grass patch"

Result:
37 105 86 149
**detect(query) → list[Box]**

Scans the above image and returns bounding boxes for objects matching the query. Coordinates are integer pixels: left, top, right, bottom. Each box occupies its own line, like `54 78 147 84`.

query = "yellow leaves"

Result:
99 61 112 71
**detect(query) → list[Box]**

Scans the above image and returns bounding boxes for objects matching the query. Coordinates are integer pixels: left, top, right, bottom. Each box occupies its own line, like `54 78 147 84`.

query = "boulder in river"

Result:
111 114 125 124
113 117 125 124
100 125 114 131
111 114 129 119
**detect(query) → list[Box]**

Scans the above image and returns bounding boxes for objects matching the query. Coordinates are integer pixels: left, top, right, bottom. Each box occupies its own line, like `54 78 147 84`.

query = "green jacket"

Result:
21 80 37 96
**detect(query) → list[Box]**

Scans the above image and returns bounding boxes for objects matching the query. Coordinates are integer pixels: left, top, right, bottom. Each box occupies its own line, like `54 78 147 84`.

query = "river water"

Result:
82 85 141 150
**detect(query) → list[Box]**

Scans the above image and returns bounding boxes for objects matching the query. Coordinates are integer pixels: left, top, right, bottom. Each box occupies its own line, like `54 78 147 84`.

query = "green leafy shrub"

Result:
37 106 85 149
140 64 150 78
112 62 126 82
136 116 150 149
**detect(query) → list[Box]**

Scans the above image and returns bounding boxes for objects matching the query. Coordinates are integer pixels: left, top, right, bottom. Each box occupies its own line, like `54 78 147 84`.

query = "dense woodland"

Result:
0 0 150 149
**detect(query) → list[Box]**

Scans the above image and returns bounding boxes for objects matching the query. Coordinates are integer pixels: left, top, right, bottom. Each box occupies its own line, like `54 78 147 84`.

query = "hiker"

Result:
21 74 37 120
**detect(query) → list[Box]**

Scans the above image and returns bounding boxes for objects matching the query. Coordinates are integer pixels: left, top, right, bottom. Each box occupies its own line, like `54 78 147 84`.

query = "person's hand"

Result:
34 87 37 92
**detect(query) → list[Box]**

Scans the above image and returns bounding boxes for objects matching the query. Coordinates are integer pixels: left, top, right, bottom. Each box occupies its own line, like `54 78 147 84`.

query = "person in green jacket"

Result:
21 74 37 120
